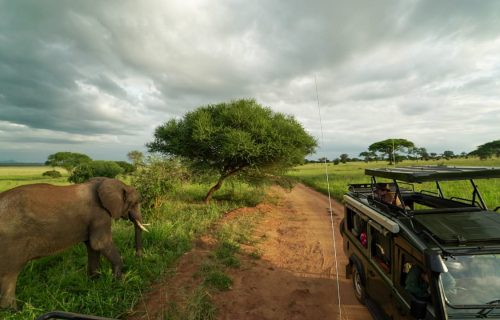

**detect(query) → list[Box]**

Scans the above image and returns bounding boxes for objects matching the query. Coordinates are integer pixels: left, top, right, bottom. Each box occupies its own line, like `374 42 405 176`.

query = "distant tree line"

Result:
305 138 499 164
45 151 138 183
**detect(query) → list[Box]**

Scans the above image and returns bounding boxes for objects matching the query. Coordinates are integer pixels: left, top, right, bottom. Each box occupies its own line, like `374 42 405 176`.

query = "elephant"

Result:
0 177 148 310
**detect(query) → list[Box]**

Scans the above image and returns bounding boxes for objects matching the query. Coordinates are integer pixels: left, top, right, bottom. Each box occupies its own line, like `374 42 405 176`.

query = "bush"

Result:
131 156 190 209
69 160 124 183
115 161 135 174
42 170 62 178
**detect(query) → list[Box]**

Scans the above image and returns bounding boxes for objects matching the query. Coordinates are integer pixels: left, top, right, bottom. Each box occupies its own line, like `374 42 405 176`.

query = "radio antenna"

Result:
315 75 344 319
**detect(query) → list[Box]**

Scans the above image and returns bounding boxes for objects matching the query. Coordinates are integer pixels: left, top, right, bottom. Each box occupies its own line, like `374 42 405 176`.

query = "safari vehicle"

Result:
339 166 500 319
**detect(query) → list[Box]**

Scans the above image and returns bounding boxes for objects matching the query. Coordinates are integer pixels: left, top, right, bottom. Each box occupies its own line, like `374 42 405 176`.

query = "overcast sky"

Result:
1 0 499 162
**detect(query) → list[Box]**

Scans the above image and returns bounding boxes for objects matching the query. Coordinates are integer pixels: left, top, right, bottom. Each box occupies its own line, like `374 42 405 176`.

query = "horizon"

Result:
1 1 499 162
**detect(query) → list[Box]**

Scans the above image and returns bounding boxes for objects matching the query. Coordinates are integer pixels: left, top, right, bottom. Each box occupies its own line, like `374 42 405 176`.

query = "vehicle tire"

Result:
352 263 366 304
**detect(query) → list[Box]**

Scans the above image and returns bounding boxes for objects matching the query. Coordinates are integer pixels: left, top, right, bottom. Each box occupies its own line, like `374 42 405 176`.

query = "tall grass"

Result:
0 167 266 319
286 158 500 209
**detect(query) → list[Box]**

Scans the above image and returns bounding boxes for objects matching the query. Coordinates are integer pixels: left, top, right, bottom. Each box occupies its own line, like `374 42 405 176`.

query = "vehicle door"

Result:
393 247 436 320
366 222 394 318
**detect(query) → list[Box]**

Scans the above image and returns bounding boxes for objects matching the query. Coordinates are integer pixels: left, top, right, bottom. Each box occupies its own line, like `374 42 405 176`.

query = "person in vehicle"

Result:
375 183 402 207
405 265 430 300
441 271 457 295
360 231 367 247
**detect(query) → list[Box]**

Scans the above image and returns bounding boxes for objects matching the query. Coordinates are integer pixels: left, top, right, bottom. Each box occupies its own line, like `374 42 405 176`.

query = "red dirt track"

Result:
129 184 371 320
212 184 371 319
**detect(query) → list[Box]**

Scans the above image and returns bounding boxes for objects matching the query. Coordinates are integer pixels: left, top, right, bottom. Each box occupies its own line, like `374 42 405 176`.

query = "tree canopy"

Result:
45 152 92 173
69 160 124 183
148 99 317 203
359 151 376 162
469 140 500 159
368 139 415 164
339 153 349 163
127 150 145 168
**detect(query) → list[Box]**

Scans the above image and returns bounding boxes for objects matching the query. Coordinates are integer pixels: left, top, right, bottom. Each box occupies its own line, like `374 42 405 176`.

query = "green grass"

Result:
286 158 500 209
0 168 267 319
0 166 70 191
183 287 217 320
199 263 233 291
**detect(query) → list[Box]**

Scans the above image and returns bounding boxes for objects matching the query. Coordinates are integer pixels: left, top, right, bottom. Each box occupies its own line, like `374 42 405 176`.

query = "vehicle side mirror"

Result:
410 297 427 319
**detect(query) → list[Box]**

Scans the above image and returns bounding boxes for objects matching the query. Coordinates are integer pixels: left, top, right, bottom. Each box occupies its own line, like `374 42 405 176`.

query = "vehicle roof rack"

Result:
365 166 500 183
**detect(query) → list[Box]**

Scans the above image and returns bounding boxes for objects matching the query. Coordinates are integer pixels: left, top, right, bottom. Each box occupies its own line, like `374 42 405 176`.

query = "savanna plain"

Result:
0 158 499 319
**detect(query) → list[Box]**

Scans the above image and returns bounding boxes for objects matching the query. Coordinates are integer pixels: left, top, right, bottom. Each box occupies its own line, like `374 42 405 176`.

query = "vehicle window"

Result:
441 254 500 307
347 209 368 248
370 227 391 273
400 253 429 301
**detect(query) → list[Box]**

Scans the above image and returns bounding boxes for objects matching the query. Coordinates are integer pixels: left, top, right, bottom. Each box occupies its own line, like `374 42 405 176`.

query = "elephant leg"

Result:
89 224 124 278
99 244 124 278
85 241 101 278
0 272 19 310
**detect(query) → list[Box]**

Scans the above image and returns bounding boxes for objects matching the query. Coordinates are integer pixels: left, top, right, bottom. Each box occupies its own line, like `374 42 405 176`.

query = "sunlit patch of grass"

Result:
0 166 70 192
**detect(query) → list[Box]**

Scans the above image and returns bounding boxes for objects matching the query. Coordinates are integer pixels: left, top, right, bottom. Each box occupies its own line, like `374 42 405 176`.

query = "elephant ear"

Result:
97 179 126 219
124 186 140 209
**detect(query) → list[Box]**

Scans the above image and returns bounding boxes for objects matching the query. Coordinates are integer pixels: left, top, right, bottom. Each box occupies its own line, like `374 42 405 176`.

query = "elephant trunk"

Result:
129 211 148 257
134 224 143 257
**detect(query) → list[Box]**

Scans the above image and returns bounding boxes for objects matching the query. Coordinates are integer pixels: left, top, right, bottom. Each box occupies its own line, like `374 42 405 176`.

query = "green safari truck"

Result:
340 166 500 319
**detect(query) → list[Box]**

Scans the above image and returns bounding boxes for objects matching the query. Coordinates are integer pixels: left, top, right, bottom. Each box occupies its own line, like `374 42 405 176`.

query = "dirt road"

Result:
129 184 371 319
213 184 371 319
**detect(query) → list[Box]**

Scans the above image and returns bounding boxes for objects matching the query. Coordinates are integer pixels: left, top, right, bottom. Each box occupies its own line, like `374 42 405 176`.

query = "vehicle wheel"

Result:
352 263 366 304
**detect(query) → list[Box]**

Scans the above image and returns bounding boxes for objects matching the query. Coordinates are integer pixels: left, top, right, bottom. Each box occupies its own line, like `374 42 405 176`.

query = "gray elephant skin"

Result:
0 177 147 310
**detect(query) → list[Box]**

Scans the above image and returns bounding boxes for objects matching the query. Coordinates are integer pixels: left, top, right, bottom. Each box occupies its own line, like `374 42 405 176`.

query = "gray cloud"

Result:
0 0 499 162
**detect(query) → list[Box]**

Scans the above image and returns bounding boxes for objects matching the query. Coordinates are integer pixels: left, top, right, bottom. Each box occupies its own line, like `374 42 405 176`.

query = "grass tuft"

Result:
185 287 217 320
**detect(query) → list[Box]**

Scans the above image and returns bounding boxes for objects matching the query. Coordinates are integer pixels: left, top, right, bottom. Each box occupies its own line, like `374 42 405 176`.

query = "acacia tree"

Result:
127 150 145 168
469 140 500 160
368 139 415 164
359 151 376 162
45 152 92 174
148 99 317 203
339 153 349 163
416 147 429 161
442 150 455 160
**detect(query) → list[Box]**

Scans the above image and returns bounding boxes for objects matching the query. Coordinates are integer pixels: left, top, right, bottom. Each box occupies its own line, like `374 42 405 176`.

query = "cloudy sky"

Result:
1 0 499 162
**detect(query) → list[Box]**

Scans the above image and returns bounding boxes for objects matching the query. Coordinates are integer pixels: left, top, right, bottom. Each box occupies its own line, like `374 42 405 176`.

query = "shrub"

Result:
42 170 62 178
115 161 135 174
131 156 191 209
69 160 124 183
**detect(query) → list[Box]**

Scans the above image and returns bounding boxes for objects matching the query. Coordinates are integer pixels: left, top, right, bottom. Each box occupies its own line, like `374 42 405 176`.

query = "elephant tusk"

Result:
136 221 150 233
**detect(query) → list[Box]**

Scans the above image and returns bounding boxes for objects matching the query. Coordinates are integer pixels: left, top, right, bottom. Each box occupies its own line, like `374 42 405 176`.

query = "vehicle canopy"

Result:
365 165 500 183
362 166 500 212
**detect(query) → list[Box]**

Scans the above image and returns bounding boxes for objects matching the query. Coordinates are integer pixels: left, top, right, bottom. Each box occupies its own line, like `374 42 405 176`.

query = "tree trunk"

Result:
203 168 241 204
